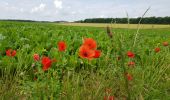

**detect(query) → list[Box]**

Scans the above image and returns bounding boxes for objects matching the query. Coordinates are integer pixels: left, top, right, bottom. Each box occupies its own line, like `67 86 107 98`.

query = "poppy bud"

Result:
106 26 113 38
33 54 40 61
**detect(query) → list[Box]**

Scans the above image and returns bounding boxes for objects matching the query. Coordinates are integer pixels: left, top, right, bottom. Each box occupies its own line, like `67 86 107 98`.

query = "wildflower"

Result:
109 96 115 100
154 47 160 53
6 49 11 56
93 50 101 58
33 54 40 61
6 49 16 57
42 56 52 71
125 73 133 81
127 51 135 58
83 38 97 49
104 96 115 100
58 41 67 52
163 42 168 46
79 45 95 60
128 61 135 67
11 50 16 57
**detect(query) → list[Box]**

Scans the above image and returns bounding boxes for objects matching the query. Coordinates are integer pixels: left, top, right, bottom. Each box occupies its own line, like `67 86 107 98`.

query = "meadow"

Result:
0 21 170 100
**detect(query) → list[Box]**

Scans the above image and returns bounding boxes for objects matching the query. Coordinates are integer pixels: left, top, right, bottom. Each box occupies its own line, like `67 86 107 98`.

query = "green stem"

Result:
120 55 131 100
119 38 131 100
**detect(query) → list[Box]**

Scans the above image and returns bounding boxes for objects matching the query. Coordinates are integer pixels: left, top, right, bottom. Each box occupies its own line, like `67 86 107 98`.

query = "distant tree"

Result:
79 17 170 24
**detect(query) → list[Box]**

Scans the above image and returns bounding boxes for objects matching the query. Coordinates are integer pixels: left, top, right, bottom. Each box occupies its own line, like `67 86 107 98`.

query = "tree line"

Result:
76 17 170 24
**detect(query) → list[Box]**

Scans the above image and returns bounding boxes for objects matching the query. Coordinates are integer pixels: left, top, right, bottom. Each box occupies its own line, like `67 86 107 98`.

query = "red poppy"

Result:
104 96 107 100
11 50 16 56
127 51 135 58
104 96 115 100
6 49 16 57
83 38 97 50
163 42 168 46
42 56 52 71
93 50 101 58
58 41 67 52
154 47 160 53
109 96 114 100
33 54 40 61
125 73 133 81
6 49 11 56
128 61 135 67
79 45 95 60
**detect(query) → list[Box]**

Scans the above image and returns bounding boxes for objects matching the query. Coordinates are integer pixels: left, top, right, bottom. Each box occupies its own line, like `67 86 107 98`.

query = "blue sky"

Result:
0 0 169 21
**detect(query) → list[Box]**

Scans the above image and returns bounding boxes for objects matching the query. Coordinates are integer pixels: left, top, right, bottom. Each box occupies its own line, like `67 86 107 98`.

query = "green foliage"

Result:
81 16 170 24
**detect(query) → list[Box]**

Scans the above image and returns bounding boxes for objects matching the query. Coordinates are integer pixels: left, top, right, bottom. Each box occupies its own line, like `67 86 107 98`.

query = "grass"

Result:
0 21 170 99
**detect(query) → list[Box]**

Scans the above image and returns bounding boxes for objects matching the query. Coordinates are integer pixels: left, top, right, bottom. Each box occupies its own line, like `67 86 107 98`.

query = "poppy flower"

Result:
33 54 40 61
6 49 11 56
83 38 97 49
93 50 101 58
11 50 16 56
109 96 114 100
58 41 67 52
128 62 135 67
127 51 135 58
154 47 160 53
125 73 133 81
79 45 95 60
104 96 115 100
6 49 17 57
42 56 52 71
163 42 168 46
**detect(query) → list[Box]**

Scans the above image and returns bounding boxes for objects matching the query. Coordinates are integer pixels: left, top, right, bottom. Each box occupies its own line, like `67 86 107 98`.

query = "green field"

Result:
0 21 170 99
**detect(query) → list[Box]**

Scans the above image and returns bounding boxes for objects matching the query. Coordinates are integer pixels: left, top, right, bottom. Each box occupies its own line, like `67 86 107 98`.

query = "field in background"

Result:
0 21 170 99
59 23 170 29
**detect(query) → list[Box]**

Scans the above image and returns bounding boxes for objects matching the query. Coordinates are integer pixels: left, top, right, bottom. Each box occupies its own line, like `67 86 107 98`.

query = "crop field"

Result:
59 23 170 29
0 21 170 100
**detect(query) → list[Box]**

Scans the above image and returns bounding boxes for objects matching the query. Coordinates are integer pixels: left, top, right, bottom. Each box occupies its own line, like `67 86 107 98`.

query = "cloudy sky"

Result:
0 0 169 21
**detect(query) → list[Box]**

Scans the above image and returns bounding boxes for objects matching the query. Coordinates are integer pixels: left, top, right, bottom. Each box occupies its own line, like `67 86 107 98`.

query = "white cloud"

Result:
54 0 62 9
4 2 9 6
0 0 170 21
31 3 46 13
71 11 76 15
99 15 105 18
20 8 24 13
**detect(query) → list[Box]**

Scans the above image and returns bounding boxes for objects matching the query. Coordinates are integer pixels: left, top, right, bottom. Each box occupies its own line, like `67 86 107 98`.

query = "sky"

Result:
0 0 170 21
